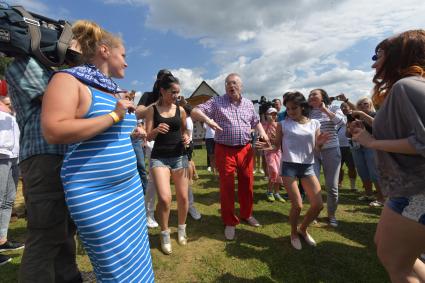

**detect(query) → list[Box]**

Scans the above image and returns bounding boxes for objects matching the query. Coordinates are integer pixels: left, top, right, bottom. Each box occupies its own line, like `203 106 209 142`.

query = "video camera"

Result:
252 96 273 116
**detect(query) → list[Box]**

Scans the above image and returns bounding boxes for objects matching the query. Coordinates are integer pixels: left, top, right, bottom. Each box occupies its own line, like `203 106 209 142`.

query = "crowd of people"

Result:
0 18 424 283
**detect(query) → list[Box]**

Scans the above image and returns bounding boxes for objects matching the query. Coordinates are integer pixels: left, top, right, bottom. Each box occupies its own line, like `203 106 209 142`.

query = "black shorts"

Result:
340 146 355 168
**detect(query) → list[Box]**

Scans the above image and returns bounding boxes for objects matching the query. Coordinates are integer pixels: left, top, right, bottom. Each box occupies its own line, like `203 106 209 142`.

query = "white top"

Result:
281 118 320 164
0 111 20 159
186 116 193 141
203 123 215 139
337 124 350 147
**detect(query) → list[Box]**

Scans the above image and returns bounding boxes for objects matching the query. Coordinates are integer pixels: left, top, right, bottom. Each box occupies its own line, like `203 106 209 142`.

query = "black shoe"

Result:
0 240 24 252
0 254 12 266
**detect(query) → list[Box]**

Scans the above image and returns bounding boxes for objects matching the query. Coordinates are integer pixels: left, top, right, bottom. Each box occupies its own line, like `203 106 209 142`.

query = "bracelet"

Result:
108 111 120 123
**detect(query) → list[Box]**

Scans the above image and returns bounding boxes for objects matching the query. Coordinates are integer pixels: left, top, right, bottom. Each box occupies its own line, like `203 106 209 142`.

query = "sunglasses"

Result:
372 54 378 61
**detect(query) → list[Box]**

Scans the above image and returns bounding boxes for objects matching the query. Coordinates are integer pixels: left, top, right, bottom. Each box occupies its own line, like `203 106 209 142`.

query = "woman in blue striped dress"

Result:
41 20 154 282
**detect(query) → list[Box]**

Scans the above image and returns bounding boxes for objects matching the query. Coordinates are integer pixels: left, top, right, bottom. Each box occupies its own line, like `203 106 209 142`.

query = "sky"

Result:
9 0 425 104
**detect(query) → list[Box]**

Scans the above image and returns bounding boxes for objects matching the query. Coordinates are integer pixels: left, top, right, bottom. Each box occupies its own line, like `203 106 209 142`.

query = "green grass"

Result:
2 148 389 282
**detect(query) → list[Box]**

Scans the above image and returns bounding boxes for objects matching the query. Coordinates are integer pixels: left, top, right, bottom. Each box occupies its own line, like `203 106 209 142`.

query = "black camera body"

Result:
252 96 273 115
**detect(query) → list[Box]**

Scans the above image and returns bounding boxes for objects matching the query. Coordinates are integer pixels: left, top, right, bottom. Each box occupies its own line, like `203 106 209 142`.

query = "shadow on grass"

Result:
214 273 276 283
223 226 389 283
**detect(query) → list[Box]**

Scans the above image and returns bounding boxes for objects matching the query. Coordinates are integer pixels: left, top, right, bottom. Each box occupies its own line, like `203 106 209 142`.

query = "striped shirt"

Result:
309 104 346 149
5 57 67 162
197 94 259 146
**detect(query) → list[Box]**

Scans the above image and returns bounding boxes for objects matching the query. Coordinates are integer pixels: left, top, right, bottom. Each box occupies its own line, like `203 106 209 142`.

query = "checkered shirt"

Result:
5 56 67 162
197 94 259 146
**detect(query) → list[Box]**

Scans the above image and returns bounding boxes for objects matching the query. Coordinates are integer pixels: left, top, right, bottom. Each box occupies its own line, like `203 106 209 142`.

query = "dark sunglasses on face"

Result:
372 54 378 61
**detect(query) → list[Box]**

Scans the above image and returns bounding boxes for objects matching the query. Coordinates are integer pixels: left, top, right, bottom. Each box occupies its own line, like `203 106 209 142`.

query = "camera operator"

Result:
252 95 273 122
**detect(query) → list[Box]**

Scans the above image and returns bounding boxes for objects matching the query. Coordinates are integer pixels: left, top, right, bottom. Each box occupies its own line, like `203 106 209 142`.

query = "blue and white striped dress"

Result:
61 87 154 282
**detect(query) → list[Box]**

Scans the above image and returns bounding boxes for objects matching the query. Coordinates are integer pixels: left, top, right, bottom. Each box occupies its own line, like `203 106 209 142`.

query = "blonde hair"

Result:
72 20 122 62
356 97 375 112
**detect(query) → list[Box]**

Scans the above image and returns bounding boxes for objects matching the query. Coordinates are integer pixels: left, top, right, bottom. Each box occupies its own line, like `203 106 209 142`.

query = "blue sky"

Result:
10 0 425 103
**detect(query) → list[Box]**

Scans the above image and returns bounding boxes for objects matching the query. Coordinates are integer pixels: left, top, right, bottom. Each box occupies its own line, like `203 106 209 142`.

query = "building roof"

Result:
187 81 219 106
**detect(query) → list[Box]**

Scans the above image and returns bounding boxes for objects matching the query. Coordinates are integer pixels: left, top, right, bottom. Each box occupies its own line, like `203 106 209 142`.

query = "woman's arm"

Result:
180 106 190 145
274 122 283 150
351 110 374 126
41 73 133 144
315 129 331 152
135 105 148 120
145 105 171 141
351 128 417 154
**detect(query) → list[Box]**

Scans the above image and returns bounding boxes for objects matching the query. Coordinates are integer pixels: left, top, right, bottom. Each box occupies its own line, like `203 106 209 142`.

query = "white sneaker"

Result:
146 213 159 228
290 236 302 250
188 206 201 220
297 229 317 247
259 169 265 174
177 224 187 245
160 230 172 255
207 166 212 172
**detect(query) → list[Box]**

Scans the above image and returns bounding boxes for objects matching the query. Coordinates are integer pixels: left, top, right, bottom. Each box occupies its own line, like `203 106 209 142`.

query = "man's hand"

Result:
207 119 223 132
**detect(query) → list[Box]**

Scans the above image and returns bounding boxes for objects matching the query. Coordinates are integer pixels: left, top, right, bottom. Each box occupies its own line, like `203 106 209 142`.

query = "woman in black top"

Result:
145 74 190 255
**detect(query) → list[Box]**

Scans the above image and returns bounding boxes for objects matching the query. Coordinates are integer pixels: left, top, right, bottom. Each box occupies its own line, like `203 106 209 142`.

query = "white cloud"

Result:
108 0 425 103
169 68 205 98
9 0 49 14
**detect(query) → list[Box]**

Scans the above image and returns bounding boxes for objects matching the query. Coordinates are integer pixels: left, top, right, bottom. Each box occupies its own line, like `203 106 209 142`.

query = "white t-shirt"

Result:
186 117 193 141
0 111 20 159
203 123 215 139
281 118 320 164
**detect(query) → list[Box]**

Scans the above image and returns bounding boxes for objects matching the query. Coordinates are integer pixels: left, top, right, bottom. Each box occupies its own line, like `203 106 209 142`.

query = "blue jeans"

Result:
351 146 378 182
132 139 148 193
0 158 18 240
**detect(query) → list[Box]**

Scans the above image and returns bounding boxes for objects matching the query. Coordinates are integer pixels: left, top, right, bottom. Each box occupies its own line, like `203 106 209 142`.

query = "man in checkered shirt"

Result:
192 73 269 240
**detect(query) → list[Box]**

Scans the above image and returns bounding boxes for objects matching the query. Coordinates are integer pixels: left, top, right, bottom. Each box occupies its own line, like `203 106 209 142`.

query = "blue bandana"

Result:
56 64 119 93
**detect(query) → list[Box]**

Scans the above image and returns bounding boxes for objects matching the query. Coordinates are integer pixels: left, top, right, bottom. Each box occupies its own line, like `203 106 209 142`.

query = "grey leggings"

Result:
314 147 341 216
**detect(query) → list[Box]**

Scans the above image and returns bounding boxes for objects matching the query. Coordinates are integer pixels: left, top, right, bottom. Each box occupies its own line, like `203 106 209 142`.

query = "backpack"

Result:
0 3 73 67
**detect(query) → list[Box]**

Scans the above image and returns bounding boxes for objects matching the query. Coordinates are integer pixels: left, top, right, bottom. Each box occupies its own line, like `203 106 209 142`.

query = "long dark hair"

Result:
283 91 311 117
309 88 331 106
157 74 180 105
372 29 425 105
151 69 173 102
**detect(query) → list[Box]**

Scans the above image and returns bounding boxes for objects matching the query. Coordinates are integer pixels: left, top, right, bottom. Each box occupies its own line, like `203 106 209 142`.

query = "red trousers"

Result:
215 143 254 226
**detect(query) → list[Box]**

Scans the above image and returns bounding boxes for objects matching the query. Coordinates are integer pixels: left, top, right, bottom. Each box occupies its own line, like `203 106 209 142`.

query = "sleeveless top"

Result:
61 86 154 282
151 104 184 158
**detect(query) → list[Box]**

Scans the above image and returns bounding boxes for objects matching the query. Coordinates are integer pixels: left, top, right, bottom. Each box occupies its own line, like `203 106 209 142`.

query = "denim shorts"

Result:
150 155 188 171
280 161 315 178
387 191 425 226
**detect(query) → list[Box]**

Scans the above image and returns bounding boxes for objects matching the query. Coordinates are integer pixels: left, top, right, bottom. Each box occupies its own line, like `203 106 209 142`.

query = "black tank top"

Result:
151 105 184 158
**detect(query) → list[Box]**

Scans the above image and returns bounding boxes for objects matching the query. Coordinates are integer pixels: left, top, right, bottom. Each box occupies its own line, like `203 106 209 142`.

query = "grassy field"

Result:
2 148 389 282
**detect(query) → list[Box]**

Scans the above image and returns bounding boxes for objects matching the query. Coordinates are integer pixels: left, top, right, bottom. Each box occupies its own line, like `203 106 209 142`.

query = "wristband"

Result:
108 111 120 123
